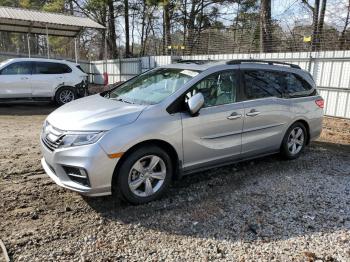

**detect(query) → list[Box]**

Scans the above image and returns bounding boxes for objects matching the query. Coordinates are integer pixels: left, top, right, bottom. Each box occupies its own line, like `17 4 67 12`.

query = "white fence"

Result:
89 51 350 119
0 51 349 118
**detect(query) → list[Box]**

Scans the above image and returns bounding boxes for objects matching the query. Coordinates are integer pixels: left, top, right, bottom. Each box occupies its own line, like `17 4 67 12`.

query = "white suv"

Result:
0 58 88 105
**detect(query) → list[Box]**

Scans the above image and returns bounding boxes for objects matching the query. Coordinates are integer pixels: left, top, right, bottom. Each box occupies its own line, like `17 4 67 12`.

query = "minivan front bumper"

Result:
40 137 118 197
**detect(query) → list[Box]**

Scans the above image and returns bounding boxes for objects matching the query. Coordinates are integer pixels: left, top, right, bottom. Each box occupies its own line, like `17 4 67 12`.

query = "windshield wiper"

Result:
113 97 134 104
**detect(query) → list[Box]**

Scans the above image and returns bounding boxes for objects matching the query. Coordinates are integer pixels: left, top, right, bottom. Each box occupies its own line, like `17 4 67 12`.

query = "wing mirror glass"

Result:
187 92 204 116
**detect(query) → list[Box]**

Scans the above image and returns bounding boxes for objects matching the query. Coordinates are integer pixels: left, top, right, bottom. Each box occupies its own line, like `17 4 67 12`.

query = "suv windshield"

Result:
108 68 199 105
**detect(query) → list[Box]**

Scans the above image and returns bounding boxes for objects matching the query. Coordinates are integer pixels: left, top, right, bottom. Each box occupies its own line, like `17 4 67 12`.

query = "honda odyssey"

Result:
40 59 324 204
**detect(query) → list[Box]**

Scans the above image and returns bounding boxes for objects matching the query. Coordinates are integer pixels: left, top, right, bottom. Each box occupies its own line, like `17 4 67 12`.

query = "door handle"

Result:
227 112 242 120
21 77 29 80
246 109 261 117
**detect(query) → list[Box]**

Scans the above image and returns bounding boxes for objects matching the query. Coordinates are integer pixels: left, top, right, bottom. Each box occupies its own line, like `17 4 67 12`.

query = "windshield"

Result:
108 68 199 105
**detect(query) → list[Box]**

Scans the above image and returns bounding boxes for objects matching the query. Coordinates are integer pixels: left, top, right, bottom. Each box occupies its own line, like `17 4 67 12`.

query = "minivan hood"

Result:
47 94 146 131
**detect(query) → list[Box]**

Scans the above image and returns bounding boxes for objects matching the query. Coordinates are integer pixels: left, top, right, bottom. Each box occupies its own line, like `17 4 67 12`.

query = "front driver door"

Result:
181 70 244 172
0 61 32 98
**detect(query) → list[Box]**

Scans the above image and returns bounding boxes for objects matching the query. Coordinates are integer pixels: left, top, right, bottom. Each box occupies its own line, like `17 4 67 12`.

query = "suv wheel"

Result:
55 87 76 105
116 146 173 204
281 122 307 160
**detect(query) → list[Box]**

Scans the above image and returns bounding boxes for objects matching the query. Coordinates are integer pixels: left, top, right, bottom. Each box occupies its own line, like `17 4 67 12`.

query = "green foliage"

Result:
42 0 66 12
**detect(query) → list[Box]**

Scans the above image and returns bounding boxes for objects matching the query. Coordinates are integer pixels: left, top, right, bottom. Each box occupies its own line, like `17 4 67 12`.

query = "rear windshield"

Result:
76 65 85 73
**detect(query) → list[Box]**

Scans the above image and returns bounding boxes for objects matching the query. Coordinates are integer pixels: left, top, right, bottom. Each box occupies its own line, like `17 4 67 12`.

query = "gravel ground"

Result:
0 103 349 261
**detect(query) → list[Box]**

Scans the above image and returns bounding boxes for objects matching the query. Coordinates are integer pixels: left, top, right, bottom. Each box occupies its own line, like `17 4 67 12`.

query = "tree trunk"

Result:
69 0 74 15
260 0 272 53
339 0 350 50
99 29 106 60
107 0 118 58
131 12 135 54
164 3 171 55
124 0 131 57
162 8 166 54
311 0 320 51
140 0 146 56
316 0 327 51
233 0 241 48
182 0 187 55
185 2 196 55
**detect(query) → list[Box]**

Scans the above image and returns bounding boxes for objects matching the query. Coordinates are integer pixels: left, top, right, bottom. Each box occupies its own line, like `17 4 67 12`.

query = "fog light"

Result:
62 166 90 187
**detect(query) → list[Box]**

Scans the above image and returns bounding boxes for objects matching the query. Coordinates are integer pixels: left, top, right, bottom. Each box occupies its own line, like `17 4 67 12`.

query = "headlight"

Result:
42 121 49 134
60 132 104 148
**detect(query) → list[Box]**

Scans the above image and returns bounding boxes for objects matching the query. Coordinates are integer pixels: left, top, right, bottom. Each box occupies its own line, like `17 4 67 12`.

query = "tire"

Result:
280 122 307 160
116 146 173 204
55 87 76 105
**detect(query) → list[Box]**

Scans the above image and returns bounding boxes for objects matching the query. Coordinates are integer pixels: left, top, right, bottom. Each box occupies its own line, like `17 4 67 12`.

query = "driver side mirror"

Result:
187 92 204 116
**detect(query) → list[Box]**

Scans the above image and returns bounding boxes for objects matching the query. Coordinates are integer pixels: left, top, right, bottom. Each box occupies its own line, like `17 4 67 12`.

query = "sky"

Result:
272 0 349 30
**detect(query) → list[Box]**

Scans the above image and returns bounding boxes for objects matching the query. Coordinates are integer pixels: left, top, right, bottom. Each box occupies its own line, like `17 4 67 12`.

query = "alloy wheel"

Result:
128 155 167 197
287 127 304 155
59 90 75 104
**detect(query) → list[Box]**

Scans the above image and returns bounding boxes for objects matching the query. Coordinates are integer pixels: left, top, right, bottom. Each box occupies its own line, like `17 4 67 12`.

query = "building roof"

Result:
0 6 105 37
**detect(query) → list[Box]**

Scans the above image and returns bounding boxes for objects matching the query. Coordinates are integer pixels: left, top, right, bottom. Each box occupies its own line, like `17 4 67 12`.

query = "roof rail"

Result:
174 59 214 65
226 59 301 69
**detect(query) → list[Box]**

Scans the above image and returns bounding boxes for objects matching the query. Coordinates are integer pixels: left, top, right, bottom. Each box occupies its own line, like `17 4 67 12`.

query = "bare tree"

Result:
302 0 327 51
124 0 131 57
339 0 350 50
163 2 172 54
317 0 327 49
108 0 118 58
260 0 272 52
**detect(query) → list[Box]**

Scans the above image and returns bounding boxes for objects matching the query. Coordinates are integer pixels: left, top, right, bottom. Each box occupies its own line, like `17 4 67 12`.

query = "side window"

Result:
34 62 72 74
57 63 72 74
185 70 239 107
244 70 285 100
0 62 31 75
285 73 314 97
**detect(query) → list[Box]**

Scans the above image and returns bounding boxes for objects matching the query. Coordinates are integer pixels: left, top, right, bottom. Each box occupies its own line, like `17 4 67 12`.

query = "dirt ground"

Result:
0 103 349 261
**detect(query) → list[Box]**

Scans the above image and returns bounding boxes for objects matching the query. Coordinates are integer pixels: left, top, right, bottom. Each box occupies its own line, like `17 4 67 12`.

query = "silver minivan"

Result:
40 60 324 204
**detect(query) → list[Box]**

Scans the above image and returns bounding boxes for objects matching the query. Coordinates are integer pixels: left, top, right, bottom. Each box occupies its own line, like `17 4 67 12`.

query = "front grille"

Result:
41 123 64 151
42 135 63 151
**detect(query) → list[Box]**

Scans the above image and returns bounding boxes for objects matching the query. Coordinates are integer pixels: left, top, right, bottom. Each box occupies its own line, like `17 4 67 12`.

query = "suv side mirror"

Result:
187 92 204 116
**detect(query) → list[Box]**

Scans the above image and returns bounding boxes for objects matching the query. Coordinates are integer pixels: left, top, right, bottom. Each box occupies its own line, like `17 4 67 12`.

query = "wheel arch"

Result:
53 85 76 99
111 139 180 190
285 119 311 145
294 119 311 145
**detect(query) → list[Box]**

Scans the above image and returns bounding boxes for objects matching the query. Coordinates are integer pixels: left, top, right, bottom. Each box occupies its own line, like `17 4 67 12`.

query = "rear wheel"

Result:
55 87 76 105
116 146 173 204
280 122 307 160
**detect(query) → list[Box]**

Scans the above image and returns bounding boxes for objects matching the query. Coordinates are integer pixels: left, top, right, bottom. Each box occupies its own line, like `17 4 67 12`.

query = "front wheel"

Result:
280 122 307 160
55 87 76 105
116 146 173 204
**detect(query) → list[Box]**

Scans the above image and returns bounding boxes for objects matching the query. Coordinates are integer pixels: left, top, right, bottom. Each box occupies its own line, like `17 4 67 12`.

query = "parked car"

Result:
0 58 88 105
40 59 324 204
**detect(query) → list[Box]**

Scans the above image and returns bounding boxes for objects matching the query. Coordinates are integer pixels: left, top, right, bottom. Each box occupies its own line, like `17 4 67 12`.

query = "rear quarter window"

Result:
285 73 316 97
76 65 85 73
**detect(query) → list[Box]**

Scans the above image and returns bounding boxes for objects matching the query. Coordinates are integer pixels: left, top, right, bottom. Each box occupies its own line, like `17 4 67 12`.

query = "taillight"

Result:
315 98 324 108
